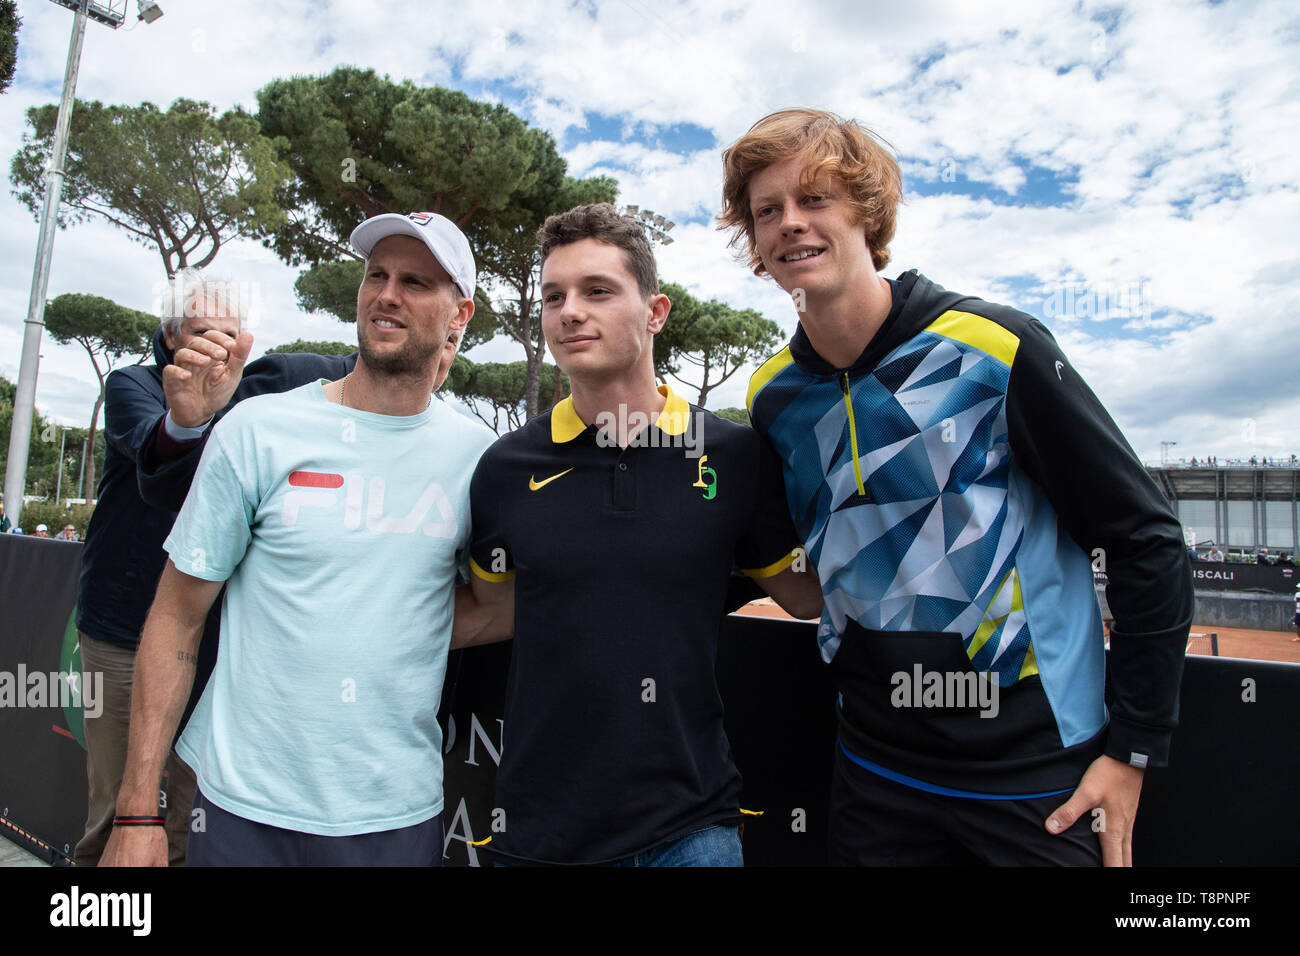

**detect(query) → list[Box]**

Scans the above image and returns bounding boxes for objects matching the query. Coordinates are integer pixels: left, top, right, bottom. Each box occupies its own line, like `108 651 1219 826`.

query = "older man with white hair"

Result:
73 268 246 867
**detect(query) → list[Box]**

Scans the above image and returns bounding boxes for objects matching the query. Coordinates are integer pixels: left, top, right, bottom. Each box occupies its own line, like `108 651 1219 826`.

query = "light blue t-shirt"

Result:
166 381 494 836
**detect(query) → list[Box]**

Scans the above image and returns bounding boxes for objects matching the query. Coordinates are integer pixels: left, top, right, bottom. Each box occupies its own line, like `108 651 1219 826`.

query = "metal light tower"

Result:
54 426 69 505
3 0 163 526
620 205 676 246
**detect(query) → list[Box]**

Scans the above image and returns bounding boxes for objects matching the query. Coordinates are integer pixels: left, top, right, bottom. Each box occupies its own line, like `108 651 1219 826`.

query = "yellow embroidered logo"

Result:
528 468 574 491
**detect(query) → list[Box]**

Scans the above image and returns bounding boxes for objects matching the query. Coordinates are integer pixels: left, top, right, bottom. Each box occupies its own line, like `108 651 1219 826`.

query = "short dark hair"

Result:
537 203 659 299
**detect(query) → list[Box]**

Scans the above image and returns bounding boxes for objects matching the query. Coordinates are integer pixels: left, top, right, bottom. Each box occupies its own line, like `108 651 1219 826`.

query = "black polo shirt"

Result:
469 384 800 864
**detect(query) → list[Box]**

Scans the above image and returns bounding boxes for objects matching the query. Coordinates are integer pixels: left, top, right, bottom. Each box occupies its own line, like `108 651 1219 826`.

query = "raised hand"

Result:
164 330 254 428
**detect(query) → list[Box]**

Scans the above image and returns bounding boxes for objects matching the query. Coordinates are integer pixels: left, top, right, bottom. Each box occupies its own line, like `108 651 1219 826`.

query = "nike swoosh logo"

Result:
529 468 574 491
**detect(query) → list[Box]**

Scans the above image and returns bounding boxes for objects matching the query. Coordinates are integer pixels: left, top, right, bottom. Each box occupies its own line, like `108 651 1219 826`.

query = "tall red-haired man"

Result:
722 109 1192 866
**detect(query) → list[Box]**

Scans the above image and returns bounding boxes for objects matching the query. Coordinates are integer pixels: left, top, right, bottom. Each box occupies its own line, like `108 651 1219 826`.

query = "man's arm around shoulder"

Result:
451 572 515 650
99 562 224 866
751 553 823 621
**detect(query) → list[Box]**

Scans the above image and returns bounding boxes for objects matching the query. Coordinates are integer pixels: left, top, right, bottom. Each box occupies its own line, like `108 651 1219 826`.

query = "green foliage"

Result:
13 501 94 540
712 407 752 426
257 67 566 264
0 0 19 96
1 375 103 515
255 67 617 417
45 293 158 361
444 354 474 395
10 98 292 274
445 358 569 434
656 282 783 407
294 259 364 323
44 293 157 499
264 339 357 357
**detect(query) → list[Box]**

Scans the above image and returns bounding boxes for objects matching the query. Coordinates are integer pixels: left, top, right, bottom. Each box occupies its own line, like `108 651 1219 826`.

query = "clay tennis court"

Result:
734 601 1300 665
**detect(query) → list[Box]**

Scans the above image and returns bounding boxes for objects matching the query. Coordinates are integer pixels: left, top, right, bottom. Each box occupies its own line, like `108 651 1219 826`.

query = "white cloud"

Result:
0 0 1295 467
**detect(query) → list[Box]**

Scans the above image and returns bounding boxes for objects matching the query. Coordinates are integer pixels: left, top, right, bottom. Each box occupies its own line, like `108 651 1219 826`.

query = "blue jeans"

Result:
609 825 743 867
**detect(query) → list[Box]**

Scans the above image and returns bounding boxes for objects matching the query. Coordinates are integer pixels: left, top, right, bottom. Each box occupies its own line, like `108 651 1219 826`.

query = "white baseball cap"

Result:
36 524 48 532
349 212 476 299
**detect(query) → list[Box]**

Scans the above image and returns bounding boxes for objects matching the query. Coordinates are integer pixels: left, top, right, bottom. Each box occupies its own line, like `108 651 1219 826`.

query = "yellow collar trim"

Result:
550 395 587 443
549 384 691 443
654 383 691 436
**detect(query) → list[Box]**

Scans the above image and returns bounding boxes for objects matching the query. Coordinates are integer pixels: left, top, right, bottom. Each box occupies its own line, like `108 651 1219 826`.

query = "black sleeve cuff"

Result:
1104 619 1190 769
1104 716 1174 770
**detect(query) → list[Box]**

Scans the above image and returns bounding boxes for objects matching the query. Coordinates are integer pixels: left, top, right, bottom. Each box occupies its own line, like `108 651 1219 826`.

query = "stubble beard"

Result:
355 303 447 381
358 334 443 379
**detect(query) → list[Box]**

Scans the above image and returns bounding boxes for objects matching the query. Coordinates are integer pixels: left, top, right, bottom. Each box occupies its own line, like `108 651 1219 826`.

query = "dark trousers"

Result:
187 788 445 866
829 744 1102 866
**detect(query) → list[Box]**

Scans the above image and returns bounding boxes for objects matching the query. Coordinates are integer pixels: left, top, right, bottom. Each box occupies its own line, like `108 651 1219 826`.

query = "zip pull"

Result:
841 373 867 496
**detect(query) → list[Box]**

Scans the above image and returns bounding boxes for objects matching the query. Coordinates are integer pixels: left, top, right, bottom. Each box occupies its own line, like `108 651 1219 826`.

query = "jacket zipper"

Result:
840 373 866 496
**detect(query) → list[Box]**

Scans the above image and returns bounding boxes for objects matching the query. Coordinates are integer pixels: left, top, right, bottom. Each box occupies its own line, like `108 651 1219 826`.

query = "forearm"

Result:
137 417 208 511
755 558 823 620
450 581 514 649
115 586 210 814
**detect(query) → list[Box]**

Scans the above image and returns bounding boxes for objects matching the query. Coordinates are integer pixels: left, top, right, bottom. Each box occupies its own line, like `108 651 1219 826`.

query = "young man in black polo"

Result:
461 202 822 866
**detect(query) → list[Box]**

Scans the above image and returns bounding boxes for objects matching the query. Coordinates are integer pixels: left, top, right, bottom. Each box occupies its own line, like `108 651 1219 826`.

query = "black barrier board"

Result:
1134 655 1300 865
0 535 88 863
5 530 1300 867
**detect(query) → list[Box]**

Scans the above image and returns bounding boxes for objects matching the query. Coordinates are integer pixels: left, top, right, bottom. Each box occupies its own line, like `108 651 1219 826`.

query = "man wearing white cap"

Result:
102 212 502 866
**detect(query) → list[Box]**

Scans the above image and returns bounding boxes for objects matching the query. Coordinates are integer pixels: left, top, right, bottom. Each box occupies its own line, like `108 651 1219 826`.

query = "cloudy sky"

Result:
2 0 1297 464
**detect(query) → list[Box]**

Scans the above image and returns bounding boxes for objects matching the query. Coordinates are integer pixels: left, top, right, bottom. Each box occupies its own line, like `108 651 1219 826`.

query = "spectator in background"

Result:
1187 546 1199 562
1256 548 1272 565
1206 545 1225 562
72 269 244 868
1277 553 1294 568
56 524 79 542
0 498 9 533
33 524 51 538
1293 584 1300 643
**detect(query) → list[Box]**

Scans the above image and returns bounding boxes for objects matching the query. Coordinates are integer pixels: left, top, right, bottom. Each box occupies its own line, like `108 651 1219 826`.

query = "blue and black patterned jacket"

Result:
748 271 1192 795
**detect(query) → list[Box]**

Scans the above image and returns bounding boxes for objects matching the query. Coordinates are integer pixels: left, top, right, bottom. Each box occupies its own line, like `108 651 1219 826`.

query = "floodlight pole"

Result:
3 1 91 526
55 426 69 504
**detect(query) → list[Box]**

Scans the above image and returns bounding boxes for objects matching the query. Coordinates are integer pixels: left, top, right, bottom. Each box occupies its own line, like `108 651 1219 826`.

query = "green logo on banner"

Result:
58 611 87 750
